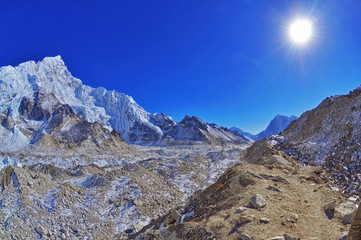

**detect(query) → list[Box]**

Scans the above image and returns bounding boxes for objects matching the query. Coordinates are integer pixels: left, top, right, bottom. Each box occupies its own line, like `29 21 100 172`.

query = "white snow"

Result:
0 56 167 146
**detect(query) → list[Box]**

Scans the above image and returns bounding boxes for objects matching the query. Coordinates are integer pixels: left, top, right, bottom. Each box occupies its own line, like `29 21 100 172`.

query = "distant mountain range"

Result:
230 114 298 142
0 56 248 152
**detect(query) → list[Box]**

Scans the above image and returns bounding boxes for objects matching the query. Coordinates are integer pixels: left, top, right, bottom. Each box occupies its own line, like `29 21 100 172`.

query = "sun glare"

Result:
289 19 313 44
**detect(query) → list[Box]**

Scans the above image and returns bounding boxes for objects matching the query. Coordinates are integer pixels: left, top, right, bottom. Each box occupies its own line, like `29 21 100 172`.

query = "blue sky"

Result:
1 0 361 133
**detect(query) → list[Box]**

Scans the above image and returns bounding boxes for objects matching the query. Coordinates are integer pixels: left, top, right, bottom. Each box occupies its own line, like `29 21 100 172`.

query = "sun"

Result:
289 19 313 44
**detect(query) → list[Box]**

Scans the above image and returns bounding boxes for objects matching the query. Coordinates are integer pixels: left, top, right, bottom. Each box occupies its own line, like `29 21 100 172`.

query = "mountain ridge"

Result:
0 56 247 150
271 86 361 199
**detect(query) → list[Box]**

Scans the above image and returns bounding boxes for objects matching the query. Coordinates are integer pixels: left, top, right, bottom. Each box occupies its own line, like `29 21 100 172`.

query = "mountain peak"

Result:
0 57 248 149
41 55 64 64
230 115 298 142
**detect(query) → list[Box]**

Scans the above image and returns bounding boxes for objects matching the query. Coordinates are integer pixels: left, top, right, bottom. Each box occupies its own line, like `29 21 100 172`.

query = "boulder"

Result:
288 213 298 223
239 174 256 187
266 155 293 169
249 194 266 209
268 237 285 240
164 210 181 227
239 233 251 240
339 231 347 240
134 198 144 207
234 206 247 214
335 201 357 224
284 233 298 240
35 226 48 236
323 199 336 219
260 217 270 223
267 185 281 192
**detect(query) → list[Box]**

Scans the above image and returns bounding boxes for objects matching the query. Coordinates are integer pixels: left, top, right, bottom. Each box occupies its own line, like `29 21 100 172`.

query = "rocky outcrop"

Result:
348 205 361 239
1 116 15 131
19 88 61 121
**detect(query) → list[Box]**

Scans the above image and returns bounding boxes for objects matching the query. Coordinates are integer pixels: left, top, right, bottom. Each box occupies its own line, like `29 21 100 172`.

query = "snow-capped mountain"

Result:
0 56 252 239
229 127 254 143
230 115 297 142
0 56 245 150
254 114 298 141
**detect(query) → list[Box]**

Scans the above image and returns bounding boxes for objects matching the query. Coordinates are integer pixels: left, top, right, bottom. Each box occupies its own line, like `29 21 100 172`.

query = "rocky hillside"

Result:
272 86 361 199
0 56 247 148
134 142 354 240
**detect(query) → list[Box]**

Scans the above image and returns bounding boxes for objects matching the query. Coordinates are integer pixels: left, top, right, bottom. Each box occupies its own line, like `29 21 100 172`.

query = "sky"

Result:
1 0 361 134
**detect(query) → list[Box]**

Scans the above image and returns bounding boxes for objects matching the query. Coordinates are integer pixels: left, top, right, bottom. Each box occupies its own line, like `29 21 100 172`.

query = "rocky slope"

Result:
0 56 247 148
134 142 354 240
271 86 361 199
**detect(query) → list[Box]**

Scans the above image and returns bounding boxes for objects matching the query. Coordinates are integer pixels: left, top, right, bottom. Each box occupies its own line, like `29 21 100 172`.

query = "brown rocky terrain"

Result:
0 140 249 239
134 142 356 240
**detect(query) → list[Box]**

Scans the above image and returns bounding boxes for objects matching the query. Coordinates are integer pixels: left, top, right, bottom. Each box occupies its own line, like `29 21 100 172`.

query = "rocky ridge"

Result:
271 86 361 199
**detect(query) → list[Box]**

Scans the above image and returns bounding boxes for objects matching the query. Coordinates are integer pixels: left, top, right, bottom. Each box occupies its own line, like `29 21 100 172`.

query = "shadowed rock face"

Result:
348 206 361 240
18 96 34 119
180 115 208 131
149 113 176 131
1 116 15 131
128 121 162 143
19 88 61 121
30 104 127 150
45 104 75 133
